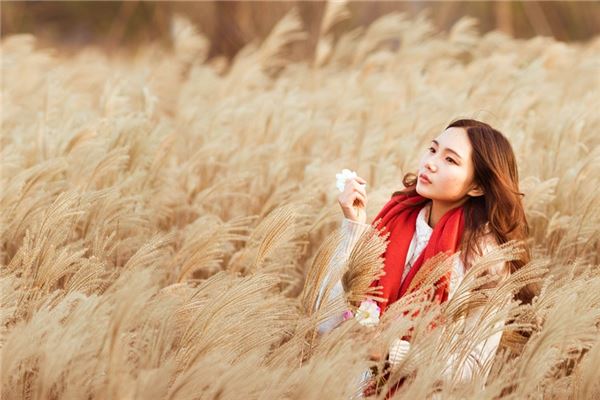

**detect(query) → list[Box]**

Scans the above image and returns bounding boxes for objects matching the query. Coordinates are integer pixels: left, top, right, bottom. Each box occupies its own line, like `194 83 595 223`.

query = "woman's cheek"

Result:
443 173 468 199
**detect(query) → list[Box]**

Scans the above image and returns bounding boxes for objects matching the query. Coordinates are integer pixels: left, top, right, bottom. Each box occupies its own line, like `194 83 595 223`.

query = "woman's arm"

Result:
314 217 371 334
440 257 511 384
440 297 509 383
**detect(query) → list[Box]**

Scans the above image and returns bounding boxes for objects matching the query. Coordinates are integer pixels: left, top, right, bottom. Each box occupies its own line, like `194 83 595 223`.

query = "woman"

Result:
315 119 538 397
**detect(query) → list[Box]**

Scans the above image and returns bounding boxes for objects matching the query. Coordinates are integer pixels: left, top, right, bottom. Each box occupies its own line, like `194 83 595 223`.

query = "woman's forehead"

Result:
434 127 472 158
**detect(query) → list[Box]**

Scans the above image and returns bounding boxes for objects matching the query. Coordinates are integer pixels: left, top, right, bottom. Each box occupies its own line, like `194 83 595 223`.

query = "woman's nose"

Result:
425 161 437 172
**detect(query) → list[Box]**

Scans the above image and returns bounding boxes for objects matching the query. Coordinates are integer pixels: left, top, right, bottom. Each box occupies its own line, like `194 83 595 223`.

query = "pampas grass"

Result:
1 4 600 399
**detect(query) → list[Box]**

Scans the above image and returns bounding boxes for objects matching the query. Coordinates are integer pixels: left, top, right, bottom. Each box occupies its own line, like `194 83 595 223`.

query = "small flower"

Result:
354 299 380 327
335 168 366 193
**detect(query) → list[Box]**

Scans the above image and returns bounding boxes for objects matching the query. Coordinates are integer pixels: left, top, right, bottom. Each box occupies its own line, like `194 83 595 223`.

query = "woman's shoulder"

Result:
461 223 509 276
479 223 497 249
474 225 510 278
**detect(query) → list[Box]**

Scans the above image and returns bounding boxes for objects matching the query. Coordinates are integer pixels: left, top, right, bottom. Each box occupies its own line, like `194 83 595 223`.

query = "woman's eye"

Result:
428 147 435 153
446 157 456 164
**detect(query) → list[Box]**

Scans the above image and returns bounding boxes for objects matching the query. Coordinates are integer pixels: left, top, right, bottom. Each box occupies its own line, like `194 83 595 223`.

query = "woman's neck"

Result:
428 197 469 228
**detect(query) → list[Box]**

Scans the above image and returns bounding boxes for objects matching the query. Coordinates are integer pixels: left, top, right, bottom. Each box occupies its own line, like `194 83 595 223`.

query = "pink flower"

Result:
342 309 354 321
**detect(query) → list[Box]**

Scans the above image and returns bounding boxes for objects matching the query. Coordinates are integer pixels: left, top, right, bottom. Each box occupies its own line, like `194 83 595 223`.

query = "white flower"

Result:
336 168 356 192
335 168 366 192
354 299 380 327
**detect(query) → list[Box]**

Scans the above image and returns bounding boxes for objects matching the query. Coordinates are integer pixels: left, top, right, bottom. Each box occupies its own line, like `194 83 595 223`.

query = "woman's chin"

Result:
416 184 432 197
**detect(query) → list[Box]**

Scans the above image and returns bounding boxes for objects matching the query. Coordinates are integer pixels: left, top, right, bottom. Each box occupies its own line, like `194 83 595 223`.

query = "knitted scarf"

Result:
369 193 466 315
363 193 466 398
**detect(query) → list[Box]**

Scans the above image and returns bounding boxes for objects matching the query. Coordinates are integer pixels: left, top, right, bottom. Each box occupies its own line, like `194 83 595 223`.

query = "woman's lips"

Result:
418 174 432 184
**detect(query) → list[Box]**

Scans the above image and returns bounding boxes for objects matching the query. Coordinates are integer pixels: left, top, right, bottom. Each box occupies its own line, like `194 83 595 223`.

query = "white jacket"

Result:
315 201 511 384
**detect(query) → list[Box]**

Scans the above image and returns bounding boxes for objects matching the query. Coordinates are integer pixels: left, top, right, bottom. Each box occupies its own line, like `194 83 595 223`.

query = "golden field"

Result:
1 7 600 400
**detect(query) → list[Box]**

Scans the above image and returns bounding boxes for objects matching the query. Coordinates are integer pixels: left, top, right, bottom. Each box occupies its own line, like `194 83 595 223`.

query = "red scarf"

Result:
368 193 466 315
363 193 466 399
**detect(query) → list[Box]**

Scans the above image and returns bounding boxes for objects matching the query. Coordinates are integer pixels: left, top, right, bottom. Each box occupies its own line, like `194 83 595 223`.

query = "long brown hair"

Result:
392 118 539 305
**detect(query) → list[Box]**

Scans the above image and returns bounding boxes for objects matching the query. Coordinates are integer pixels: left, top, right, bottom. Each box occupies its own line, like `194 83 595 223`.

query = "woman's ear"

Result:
467 183 484 197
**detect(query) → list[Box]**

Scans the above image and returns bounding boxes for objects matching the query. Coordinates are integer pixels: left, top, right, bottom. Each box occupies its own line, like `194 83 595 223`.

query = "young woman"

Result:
315 119 538 397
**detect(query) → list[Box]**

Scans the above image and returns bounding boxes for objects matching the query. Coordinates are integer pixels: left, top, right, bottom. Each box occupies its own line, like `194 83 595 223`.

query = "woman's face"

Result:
416 127 483 202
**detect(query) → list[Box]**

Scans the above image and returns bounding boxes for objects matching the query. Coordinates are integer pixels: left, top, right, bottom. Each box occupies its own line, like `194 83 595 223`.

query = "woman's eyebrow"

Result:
431 139 463 160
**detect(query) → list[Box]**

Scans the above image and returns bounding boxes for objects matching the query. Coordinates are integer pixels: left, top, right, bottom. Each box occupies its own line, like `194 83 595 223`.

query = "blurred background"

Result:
2 1 599 60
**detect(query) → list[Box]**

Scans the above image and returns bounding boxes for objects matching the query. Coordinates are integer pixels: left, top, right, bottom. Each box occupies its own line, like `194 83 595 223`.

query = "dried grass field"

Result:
1 7 600 400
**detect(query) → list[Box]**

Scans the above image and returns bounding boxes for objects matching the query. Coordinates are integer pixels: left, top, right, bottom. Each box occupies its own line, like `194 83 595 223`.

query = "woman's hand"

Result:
337 176 368 224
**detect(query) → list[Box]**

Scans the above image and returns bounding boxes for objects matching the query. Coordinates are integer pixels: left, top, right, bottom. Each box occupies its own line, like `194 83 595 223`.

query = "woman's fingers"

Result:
339 176 367 218
345 182 364 197
353 192 366 207
345 177 366 190
354 189 367 204
355 176 367 184
352 178 367 196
